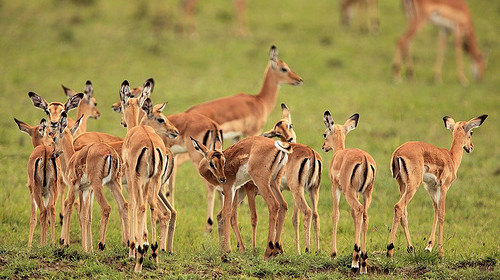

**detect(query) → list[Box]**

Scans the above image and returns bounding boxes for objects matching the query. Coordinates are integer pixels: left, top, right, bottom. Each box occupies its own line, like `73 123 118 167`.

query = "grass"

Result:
0 0 498 278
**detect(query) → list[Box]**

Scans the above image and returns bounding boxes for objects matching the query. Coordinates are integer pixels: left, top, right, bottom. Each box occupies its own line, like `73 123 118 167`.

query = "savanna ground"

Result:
0 0 498 278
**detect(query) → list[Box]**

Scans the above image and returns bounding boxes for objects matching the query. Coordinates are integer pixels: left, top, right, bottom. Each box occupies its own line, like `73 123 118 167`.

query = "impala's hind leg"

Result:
360 187 373 274
28 192 38 247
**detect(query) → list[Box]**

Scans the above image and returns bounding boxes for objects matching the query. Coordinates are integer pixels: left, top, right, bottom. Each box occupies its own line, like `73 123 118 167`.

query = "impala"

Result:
23 119 59 247
61 80 101 137
119 80 178 273
323 111 376 274
186 45 303 142
53 113 129 252
387 114 487 258
340 0 379 32
231 104 322 254
191 135 292 259
393 0 485 85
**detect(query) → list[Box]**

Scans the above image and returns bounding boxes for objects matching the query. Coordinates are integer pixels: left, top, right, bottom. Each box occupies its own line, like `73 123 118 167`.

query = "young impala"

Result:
119 80 178 273
387 114 488 258
53 113 129 252
323 111 376 274
191 135 292 259
340 0 379 33
393 0 485 85
186 45 303 143
23 119 59 247
230 104 322 254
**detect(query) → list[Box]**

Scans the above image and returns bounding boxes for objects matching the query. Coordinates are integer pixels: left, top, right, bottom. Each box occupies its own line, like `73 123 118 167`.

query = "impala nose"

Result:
219 178 226 184
50 121 57 128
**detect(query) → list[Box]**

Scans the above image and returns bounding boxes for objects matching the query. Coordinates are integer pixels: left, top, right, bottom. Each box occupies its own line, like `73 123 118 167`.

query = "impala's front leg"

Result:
425 200 439 253
221 185 233 254
437 190 448 258
205 182 216 234
230 188 246 252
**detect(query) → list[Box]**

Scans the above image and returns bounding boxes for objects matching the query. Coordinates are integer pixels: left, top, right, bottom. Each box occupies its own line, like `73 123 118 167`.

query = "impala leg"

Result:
80 189 91 252
149 186 159 262
394 19 426 82
454 28 468 85
254 178 279 259
87 190 94 252
205 182 216 234
291 184 312 254
61 184 77 246
425 199 439 252
437 189 448 258
158 190 176 253
134 181 147 273
309 185 321 253
246 184 258 249
28 192 37 248
340 0 354 27
368 0 379 33
270 177 288 256
90 183 109 251
109 179 129 245
221 185 233 254
234 0 248 36
57 171 65 225
345 191 363 272
39 207 48 246
127 174 137 258
331 185 340 259
291 201 300 253
49 202 56 245
360 188 373 274
434 28 448 83
231 188 246 253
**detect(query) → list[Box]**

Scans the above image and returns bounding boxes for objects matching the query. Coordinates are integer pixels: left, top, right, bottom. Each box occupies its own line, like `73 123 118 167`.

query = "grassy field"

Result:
0 0 498 278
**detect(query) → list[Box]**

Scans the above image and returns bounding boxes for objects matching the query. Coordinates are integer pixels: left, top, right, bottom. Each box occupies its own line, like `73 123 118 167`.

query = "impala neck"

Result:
333 133 346 152
59 131 75 173
449 129 465 173
464 29 482 63
256 65 280 114
76 106 89 133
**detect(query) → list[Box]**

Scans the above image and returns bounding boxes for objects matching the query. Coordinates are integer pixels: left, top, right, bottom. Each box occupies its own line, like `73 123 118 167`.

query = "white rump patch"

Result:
102 156 113 185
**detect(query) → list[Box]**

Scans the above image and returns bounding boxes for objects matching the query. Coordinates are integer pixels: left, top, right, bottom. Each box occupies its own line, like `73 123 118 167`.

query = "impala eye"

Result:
281 67 288 72
470 131 473 136
209 161 215 169
158 118 165 123
94 103 97 106
323 133 327 138
289 124 293 129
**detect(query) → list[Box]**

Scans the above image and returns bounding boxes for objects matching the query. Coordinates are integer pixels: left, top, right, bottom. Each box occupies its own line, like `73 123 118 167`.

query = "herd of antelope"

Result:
14 0 489 275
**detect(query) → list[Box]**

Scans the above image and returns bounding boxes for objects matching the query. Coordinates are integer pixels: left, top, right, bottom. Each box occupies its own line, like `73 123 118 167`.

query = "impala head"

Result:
14 118 51 147
28 91 84 132
62 80 101 119
262 103 296 143
51 111 84 155
140 98 179 139
191 135 226 184
118 79 152 128
268 45 303 86
322 111 359 152
443 114 488 153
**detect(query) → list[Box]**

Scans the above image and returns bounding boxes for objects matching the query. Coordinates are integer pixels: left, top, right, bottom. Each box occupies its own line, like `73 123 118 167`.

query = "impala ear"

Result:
28 92 48 111
111 101 122 113
323 111 334 132
281 103 291 121
65 93 84 111
144 78 155 92
344 113 359 134
84 80 93 101
38 119 47 137
141 98 153 117
61 84 77 98
443 116 456 131
155 102 166 113
59 112 68 135
14 118 33 136
120 80 131 105
270 45 278 68
70 114 84 136
139 80 153 107
214 133 223 152
190 136 209 158
464 114 488 133
262 129 277 139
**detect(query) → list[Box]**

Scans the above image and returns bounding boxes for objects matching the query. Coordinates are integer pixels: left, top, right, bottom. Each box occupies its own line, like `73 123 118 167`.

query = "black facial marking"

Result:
387 243 394 250
269 241 274 250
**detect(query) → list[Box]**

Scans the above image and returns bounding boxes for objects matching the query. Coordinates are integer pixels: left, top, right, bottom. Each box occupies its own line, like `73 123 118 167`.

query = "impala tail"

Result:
391 155 409 183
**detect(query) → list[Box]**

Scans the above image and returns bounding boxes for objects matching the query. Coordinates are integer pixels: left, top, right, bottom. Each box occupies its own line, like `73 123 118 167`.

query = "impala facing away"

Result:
53 113 129 252
231 104 322 254
323 112 376 274
119 80 178 273
191 136 292 259
186 45 303 142
387 114 487 258
393 0 485 85
340 0 379 33
23 119 59 247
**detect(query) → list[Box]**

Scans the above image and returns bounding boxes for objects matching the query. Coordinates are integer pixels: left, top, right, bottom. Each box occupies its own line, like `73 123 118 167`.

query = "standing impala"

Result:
322 111 376 275
387 114 488 258
186 45 303 142
119 80 178 273
23 119 59 247
393 0 485 85
191 135 292 259
231 104 322 254
53 113 129 252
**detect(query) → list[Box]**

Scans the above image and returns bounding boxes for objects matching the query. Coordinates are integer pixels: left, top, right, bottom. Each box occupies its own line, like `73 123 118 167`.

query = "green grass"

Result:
0 0 498 278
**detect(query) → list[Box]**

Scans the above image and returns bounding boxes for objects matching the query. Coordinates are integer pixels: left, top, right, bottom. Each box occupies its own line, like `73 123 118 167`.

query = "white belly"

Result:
234 163 251 188
423 172 441 203
430 12 456 30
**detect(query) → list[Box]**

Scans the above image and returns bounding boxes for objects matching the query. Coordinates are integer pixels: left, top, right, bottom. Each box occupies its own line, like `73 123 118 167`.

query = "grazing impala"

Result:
53 112 129 252
393 0 485 85
340 0 379 32
61 80 101 138
112 80 224 234
186 45 303 142
322 111 376 274
231 104 322 254
182 0 248 36
23 119 59 246
191 135 292 259
387 114 488 258
119 80 178 273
